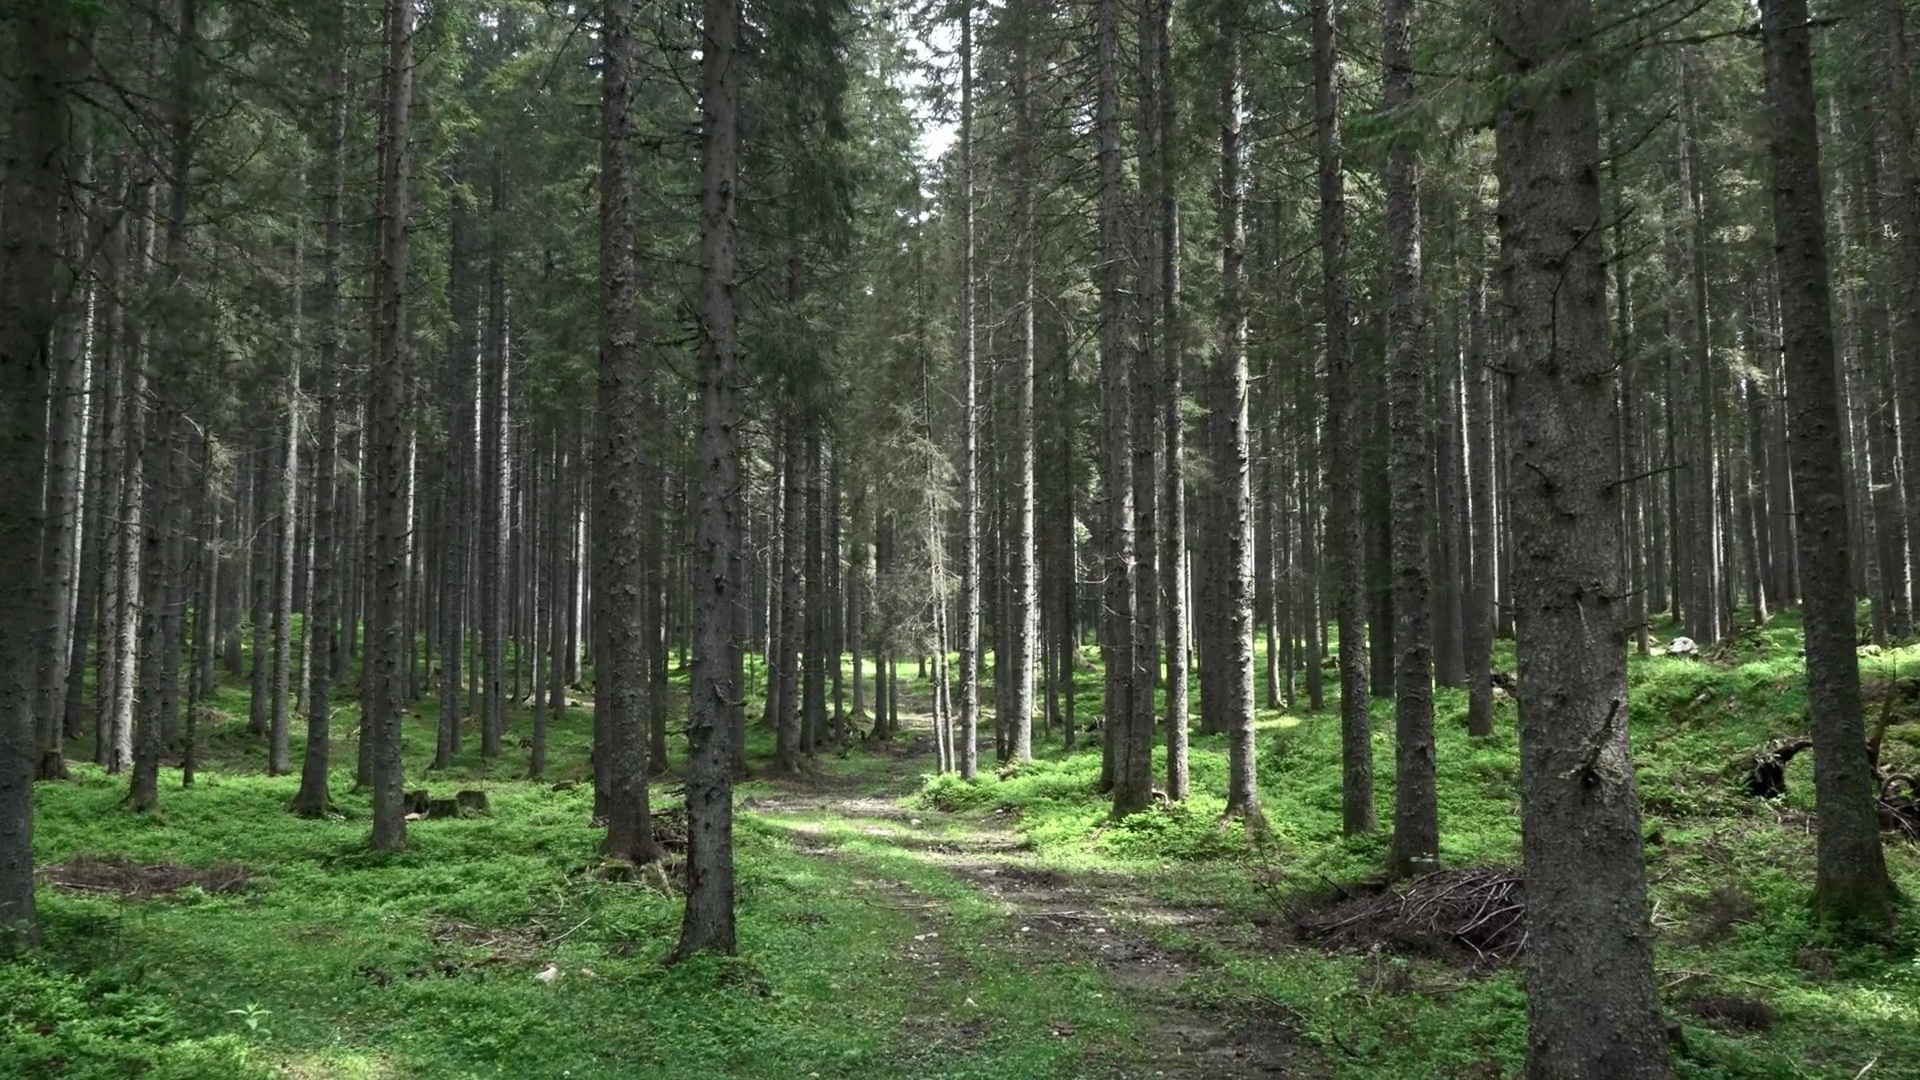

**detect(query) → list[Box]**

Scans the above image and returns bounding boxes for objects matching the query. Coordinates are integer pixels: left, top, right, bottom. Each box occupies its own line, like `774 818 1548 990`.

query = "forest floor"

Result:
10 614 1920 1079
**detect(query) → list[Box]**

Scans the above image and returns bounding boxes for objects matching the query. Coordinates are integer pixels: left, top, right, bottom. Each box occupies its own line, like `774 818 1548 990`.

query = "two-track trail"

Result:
742 731 1325 1079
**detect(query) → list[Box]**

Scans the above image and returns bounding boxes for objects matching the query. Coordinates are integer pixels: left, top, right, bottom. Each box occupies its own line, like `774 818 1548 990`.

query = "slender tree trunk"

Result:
294 23 347 814
803 426 827 755
1154 0 1188 795
365 0 414 852
1216 0 1258 822
1097 0 1143 817
1009 0 1038 765
1464 219 1496 737
674 0 743 961
957 1 982 782
249 443 272 739
270 265 302 778
775 412 804 770
1316 0 1371 832
1764 0 1898 929
1383 0 1435 876
480 165 510 760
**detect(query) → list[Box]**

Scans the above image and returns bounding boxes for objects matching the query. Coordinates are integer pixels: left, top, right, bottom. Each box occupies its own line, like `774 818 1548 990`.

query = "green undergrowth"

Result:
16 615 1920 1079
905 617 1920 1079
14 652 1123 1080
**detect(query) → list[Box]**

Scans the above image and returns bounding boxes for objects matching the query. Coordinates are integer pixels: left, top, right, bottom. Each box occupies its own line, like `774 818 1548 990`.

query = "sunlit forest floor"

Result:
11 614 1920 1079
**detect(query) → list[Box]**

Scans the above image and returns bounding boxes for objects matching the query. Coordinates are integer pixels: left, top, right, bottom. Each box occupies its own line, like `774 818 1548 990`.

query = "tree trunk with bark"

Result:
365 0 414 853
1763 0 1898 930
1383 0 1435 877
1316 0 1372 833
1216 0 1259 822
674 0 743 961
1494 0 1668 1070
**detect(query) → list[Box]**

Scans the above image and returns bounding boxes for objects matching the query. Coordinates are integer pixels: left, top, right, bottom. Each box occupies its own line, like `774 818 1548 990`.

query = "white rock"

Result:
1667 636 1699 656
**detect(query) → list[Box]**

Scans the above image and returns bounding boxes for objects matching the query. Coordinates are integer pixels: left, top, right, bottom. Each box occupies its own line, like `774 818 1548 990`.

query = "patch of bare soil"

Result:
750 734 1325 1079
39 855 251 900
1291 867 1525 969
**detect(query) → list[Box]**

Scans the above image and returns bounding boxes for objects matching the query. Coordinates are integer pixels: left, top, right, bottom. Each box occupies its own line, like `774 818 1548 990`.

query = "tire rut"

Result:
747 760 1325 1079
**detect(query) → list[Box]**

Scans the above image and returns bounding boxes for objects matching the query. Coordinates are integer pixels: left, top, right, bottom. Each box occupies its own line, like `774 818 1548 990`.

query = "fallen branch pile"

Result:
1294 867 1527 967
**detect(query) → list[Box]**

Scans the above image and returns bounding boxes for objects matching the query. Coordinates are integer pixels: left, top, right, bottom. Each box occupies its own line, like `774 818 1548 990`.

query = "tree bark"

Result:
1216 0 1259 823
1763 0 1898 929
293 19 348 815
1383 0 1435 877
1494 0 1668 1069
1317 0 1371 833
1009 0 1039 765
365 0 414 853
1097 0 1144 817
957 0 982 783
673 0 743 961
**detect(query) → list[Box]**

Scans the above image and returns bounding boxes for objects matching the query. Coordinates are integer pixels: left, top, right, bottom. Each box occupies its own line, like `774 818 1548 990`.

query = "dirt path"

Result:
744 735 1324 1079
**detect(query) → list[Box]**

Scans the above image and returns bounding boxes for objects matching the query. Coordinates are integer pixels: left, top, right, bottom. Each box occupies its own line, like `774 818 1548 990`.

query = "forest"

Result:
3 0 1920 1076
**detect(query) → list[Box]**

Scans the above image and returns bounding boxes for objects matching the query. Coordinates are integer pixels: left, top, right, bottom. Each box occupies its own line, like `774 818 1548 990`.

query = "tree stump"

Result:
426 798 461 819
456 790 491 816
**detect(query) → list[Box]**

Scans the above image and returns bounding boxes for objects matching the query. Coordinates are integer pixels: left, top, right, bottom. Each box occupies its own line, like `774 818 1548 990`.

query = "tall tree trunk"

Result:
131 0 197 813
365 0 414 852
1216 0 1259 822
1098 0 1143 817
1763 0 1898 929
293 19 348 815
1464 213 1496 738
0 0 79 945
1383 0 1435 877
803 426 826 755
774 412 804 770
1679 51 1721 644
270 267 302 778
249 443 272 739
957 1 983 782
1009 0 1038 765
674 0 743 961
1494 0 1667 1070
480 165 510 760
1316 0 1371 833
1160 0 1191 784
1876 0 1920 603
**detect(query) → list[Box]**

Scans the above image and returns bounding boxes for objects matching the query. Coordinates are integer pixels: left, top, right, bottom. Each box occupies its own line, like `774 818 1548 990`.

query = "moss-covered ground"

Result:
9 613 1919 1078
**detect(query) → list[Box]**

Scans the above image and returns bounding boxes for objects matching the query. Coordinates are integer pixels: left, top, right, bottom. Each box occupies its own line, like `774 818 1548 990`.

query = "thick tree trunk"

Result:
1494 0 1668 1070
0 0 77 945
1763 0 1898 929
